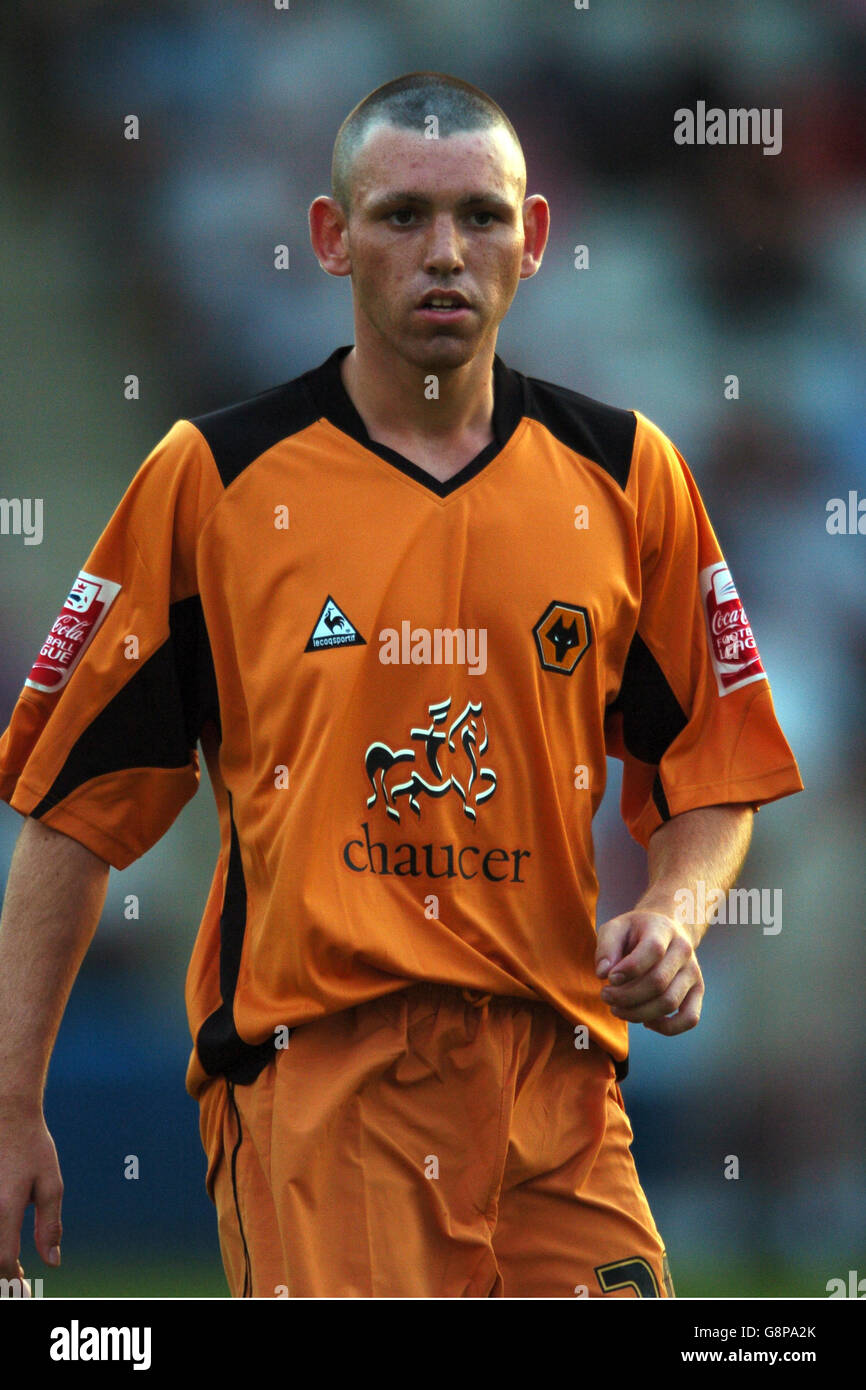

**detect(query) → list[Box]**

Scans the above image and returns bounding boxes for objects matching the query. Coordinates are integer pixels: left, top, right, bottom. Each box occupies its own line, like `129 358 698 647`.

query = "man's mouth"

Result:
416 291 472 318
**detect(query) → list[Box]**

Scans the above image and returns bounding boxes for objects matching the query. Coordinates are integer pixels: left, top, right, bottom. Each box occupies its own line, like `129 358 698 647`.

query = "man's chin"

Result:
401 330 483 371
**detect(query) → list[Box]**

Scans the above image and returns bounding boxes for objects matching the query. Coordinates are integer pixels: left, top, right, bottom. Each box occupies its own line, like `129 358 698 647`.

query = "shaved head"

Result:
332 71 525 217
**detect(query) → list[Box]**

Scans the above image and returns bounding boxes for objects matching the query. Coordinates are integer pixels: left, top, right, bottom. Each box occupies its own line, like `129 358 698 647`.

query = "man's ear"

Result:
519 194 550 280
309 196 352 276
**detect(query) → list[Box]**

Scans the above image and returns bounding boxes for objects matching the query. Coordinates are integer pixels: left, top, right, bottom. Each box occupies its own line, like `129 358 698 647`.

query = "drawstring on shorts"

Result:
461 988 493 1008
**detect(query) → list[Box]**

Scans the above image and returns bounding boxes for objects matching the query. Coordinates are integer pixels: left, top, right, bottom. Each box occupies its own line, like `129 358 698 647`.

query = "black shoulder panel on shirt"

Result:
189 377 320 490
30 595 220 818
607 631 687 766
522 373 637 490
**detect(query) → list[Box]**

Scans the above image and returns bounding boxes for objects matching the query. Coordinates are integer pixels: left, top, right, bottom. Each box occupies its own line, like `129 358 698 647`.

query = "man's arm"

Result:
0 817 110 1281
595 803 754 1036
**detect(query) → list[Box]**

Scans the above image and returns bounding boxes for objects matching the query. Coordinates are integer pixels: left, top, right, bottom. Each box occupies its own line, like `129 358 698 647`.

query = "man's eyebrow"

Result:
456 193 516 212
365 191 517 214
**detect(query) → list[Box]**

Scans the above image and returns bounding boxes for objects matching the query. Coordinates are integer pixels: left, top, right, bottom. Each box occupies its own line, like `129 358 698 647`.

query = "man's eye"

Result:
470 211 496 226
390 209 416 225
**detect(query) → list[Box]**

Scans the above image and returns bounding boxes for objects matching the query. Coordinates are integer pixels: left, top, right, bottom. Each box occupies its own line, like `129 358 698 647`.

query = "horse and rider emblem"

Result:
365 697 496 823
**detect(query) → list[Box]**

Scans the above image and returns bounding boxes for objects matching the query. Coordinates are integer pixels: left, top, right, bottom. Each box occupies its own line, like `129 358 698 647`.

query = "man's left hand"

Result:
595 911 704 1035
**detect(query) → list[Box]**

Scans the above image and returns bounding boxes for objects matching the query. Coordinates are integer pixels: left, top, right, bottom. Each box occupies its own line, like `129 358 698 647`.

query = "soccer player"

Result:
0 72 802 1298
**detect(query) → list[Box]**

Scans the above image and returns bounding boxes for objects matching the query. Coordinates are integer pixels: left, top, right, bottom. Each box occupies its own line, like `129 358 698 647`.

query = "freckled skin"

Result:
309 122 549 472
314 123 549 378
345 125 532 372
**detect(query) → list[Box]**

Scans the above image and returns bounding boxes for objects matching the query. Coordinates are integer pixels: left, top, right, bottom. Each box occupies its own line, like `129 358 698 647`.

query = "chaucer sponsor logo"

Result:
342 696 530 883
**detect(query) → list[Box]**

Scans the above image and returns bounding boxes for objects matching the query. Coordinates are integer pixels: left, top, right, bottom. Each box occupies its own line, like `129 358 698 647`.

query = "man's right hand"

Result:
0 818 111 1297
0 1100 63 1291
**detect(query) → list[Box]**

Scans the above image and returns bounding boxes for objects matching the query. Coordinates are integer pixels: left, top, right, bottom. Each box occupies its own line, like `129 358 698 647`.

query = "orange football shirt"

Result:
0 347 803 1097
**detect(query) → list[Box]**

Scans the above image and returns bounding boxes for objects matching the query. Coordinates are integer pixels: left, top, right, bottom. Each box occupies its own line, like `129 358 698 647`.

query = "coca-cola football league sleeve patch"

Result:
699 561 766 695
608 411 803 846
25 571 122 694
0 418 223 870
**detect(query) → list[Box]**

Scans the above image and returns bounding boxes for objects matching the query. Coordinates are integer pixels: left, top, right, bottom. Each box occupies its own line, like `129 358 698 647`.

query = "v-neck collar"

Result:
303 344 526 498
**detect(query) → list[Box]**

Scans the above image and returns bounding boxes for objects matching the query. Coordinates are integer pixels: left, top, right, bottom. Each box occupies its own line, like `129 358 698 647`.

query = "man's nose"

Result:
424 215 465 275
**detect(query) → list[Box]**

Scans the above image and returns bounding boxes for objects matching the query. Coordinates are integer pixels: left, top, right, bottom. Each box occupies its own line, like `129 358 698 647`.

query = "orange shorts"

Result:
198 983 674 1298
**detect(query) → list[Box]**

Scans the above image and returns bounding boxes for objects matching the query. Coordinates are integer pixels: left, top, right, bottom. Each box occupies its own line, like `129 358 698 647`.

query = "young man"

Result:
0 72 802 1298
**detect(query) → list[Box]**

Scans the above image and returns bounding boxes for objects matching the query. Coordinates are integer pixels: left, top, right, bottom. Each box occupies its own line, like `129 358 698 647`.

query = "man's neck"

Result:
339 338 497 483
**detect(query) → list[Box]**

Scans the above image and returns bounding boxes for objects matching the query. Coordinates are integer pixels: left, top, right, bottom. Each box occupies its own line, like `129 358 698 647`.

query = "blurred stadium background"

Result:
1 0 864 1298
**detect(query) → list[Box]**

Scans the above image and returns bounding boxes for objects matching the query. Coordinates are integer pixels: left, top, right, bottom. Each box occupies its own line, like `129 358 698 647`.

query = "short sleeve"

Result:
604 411 803 848
0 420 223 869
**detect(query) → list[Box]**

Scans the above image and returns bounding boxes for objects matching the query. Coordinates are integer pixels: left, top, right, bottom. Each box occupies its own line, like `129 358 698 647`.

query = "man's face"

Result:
342 122 531 370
